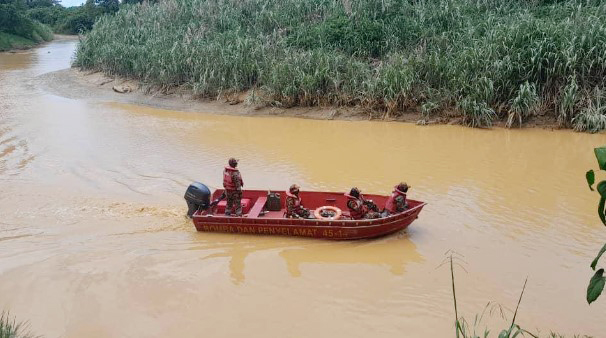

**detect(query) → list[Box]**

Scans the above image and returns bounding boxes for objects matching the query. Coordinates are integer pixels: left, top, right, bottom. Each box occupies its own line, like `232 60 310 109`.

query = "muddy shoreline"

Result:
40 66 561 129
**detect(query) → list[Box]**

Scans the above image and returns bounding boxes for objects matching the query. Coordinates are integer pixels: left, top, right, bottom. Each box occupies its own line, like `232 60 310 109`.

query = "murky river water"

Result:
1 39 606 337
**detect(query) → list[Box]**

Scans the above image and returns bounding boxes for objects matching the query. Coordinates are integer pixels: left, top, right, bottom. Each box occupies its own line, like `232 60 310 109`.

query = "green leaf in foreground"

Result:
587 170 595 191
587 268 605 304
595 147 606 170
591 244 606 270
597 188 606 226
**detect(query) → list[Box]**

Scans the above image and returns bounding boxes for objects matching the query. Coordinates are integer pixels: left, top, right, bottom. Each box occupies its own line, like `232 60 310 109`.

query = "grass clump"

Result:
0 32 35 52
443 252 593 338
573 88 606 133
75 0 606 130
0 312 37 338
508 81 540 128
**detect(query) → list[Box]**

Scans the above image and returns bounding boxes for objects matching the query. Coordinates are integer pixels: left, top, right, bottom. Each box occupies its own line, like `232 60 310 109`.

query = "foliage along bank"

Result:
0 0 130 51
27 0 121 35
0 0 53 51
75 0 606 131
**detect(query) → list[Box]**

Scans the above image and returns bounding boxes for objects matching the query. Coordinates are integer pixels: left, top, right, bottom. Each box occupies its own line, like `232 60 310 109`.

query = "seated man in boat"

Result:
285 184 312 219
223 157 244 216
345 187 381 220
384 182 410 215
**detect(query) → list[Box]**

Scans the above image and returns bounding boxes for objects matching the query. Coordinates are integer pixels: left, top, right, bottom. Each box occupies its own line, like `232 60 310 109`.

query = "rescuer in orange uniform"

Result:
384 182 410 215
223 158 244 216
345 187 381 219
285 184 311 218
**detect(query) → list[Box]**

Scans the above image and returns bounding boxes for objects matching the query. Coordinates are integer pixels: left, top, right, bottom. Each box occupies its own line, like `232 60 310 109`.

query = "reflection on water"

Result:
0 39 606 337
280 236 422 277
193 233 422 284
0 51 34 71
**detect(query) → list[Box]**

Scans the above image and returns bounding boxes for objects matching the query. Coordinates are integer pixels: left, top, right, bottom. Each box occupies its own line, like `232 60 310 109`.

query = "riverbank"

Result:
0 33 77 53
41 67 562 129
0 32 37 52
73 0 606 131
0 0 54 52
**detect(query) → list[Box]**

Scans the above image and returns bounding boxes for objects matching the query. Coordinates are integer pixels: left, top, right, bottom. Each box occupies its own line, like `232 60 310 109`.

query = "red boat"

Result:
185 183 426 240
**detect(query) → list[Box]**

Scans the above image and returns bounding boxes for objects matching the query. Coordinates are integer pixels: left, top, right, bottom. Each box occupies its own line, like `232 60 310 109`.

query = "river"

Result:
1 39 605 337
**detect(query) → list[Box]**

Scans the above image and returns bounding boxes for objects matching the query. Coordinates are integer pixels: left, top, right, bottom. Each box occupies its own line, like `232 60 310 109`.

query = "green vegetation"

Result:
0 31 36 51
444 251 536 338
0 0 122 49
444 252 593 337
584 147 606 304
28 0 121 35
74 0 606 130
0 0 53 51
0 312 37 338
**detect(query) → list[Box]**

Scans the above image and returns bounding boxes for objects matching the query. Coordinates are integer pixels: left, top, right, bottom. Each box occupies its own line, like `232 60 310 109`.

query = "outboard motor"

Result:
184 182 211 217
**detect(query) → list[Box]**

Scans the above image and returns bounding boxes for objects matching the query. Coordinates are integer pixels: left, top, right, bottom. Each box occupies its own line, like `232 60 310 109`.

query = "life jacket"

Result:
223 166 243 190
384 187 407 213
285 190 302 216
344 193 368 220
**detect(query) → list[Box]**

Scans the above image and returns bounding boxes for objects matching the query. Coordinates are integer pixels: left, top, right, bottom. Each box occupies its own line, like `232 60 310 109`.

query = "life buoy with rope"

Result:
314 206 342 220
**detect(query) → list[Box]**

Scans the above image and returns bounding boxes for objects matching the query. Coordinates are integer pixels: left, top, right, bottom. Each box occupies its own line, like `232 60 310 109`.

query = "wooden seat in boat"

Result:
246 196 268 218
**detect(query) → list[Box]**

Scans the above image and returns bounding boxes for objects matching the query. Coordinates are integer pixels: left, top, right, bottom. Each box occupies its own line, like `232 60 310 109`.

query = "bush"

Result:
459 98 496 128
55 9 97 34
573 88 606 133
74 0 606 129
0 1 53 43
507 81 540 128
27 5 66 27
0 31 35 51
53 1 113 34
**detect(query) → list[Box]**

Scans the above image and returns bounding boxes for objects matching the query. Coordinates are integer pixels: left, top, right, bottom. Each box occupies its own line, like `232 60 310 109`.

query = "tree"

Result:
95 0 118 13
26 0 61 8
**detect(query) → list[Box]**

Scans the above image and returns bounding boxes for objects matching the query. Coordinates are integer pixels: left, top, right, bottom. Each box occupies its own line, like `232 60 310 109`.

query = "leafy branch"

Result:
584 147 606 304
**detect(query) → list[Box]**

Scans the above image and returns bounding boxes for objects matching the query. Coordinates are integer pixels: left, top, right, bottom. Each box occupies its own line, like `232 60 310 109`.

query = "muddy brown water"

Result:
1 39 606 337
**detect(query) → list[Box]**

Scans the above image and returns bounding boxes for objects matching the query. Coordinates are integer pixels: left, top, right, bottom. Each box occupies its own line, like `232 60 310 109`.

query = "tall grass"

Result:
0 312 37 338
573 88 606 133
443 252 592 338
75 0 606 130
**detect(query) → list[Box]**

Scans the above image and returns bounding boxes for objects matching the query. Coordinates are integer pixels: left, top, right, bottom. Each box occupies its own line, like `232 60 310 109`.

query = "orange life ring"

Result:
314 206 342 220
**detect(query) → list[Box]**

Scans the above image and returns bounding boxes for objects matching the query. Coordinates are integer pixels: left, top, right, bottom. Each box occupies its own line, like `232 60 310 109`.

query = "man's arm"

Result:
232 171 242 190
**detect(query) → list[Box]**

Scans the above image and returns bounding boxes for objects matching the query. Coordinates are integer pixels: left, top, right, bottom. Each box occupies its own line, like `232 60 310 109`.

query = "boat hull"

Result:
192 190 426 240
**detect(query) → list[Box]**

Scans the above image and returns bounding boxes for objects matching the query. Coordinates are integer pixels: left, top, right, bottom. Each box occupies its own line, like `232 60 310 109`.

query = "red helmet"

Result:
228 158 238 168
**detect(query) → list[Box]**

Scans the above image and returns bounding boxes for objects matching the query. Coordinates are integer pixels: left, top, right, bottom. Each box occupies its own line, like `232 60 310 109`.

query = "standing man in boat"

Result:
223 158 244 216
384 182 410 215
285 184 311 218
345 187 381 219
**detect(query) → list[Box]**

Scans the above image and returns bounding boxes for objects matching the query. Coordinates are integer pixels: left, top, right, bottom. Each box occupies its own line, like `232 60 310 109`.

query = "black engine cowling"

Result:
184 182 211 217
